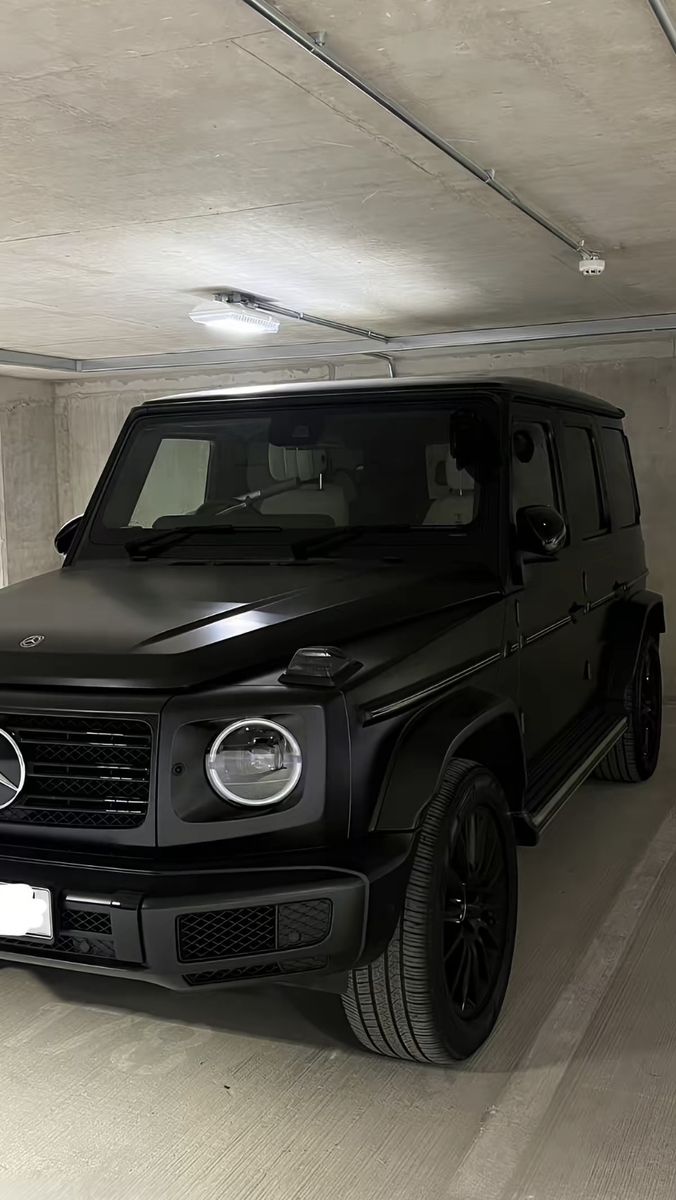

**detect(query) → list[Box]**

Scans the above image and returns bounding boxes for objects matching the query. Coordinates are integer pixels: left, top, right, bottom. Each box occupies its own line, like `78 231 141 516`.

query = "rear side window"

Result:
511 422 558 511
562 425 607 539
601 427 639 528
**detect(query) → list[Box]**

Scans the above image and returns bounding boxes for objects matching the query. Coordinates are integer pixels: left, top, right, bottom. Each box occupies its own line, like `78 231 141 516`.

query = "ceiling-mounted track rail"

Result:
3 313 676 376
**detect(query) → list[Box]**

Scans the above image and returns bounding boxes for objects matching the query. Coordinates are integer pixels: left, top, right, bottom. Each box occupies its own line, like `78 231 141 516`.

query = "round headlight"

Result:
206 718 302 808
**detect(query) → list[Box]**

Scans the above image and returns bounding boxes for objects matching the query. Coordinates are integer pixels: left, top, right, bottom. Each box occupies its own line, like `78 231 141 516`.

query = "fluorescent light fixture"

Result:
189 303 280 335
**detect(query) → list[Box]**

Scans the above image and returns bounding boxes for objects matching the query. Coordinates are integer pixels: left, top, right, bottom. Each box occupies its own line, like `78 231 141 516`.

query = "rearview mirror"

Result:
516 506 566 557
449 410 500 483
54 516 82 556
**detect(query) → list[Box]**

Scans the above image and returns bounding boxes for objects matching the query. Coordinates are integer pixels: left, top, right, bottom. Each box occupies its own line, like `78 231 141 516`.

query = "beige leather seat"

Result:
259 446 350 526
424 454 476 526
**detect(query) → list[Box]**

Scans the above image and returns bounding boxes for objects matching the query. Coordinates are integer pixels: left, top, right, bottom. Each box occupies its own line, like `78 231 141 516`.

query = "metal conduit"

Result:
239 297 389 342
239 0 598 260
647 0 676 54
370 353 398 378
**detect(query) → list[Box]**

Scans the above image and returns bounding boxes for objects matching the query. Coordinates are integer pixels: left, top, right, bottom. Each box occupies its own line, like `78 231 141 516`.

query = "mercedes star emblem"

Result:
0 728 26 809
19 635 44 648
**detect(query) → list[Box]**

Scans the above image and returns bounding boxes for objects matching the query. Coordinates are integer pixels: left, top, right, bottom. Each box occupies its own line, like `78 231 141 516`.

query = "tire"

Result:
595 635 662 783
342 759 518 1064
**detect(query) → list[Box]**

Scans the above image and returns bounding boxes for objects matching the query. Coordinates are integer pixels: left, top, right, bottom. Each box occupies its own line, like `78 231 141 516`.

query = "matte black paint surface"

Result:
0 561 499 689
0 377 662 991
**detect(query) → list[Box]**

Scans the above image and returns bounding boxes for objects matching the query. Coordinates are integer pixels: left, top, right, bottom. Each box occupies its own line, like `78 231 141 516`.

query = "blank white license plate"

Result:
0 883 53 940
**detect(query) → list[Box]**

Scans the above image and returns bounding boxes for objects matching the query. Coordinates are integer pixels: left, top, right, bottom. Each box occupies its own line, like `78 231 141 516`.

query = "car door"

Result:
558 418 617 706
510 406 585 760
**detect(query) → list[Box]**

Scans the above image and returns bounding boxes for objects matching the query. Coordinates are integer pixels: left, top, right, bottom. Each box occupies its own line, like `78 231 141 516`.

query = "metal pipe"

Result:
238 0 597 259
647 0 676 54
249 299 389 342
370 352 397 378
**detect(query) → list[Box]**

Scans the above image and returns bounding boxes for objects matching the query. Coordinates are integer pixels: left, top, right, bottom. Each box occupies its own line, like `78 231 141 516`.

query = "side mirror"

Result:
54 516 82 556
516 505 566 557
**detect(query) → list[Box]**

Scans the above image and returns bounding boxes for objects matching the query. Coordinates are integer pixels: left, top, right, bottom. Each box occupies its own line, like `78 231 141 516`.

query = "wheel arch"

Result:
603 589 665 702
371 686 526 834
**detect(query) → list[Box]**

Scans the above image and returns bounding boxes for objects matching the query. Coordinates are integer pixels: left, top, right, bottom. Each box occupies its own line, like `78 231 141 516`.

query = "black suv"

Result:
0 378 663 1064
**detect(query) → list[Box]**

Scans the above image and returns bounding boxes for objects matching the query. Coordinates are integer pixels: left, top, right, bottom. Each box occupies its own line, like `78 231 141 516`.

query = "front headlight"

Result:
205 718 302 808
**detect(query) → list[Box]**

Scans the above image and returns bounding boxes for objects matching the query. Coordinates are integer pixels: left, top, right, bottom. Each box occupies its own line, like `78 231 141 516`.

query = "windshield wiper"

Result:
290 524 414 562
125 524 280 560
127 521 416 562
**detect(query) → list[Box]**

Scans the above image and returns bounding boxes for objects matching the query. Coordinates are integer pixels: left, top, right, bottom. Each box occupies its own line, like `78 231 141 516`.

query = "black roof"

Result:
145 375 624 419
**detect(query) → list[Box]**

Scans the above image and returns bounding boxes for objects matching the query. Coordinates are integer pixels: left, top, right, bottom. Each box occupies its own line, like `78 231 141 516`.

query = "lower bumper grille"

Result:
0 904 116 963
177 899 333 963
183 958 328 987
0 713 152 828
54 930 116 960
61 909 112 936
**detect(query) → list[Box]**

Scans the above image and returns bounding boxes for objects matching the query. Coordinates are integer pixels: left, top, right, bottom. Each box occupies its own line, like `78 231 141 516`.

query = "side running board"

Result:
516 712 627 844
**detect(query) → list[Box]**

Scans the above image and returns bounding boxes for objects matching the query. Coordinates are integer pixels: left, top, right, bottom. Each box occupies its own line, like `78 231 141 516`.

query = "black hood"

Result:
0 561 501 690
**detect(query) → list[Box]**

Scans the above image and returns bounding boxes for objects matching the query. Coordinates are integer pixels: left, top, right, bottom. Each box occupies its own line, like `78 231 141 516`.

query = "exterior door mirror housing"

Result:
516 505 566 557
54 516 82 556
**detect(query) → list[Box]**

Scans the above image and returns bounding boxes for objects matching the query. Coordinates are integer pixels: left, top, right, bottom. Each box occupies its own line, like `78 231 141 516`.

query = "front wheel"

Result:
595 635 662 783
342 760 517 1064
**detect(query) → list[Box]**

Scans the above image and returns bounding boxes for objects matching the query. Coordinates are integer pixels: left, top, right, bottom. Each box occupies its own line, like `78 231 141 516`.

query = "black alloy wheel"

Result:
635 637 662 776
443 802 510 1021
595 634 662 783
343 759 518 1063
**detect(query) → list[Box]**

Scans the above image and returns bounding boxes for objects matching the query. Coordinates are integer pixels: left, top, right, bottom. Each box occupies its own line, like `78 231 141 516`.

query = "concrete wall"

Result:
2 337 675 686
0 376 59 587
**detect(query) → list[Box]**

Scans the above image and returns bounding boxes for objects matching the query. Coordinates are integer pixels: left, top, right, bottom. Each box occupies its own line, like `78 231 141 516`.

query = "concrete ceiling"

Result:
1 0 676 359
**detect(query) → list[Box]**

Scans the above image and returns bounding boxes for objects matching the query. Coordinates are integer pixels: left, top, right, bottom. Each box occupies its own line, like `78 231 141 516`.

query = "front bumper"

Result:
0 836 413 990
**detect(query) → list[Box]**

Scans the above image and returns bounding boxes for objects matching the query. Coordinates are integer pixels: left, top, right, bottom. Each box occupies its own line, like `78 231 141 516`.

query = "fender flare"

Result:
604 589 665 701
371 685 525 832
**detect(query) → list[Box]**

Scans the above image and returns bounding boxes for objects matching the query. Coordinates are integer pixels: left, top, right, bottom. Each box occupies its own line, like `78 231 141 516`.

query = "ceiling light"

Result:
191 289 388 342
215 289 388 341
189 303 280 335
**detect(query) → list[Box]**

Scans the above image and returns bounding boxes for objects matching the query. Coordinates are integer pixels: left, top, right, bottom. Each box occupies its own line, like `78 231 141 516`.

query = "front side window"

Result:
90 399 499 557
511 421 558 512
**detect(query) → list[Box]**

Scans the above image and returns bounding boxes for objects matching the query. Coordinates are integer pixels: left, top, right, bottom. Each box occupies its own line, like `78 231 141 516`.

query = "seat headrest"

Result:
445 453 474 493
268 445 328 483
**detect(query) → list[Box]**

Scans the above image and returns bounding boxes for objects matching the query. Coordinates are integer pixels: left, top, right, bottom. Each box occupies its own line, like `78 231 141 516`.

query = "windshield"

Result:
88 399 497 558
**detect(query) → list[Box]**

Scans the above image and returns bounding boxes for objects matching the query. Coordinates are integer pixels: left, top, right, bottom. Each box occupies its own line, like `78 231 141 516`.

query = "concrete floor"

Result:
3 716 676 1200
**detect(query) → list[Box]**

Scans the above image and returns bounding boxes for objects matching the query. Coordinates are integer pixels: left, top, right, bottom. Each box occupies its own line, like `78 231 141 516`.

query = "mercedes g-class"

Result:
0 377 663 1064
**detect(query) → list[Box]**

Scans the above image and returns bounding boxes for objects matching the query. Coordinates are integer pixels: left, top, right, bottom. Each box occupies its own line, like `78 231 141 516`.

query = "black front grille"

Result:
177 899 333 963
0 714 152 829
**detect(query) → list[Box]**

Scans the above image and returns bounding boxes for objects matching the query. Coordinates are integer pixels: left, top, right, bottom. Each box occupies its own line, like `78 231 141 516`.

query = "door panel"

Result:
510 408 586 759
588 425 648 693
558 419 613 710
